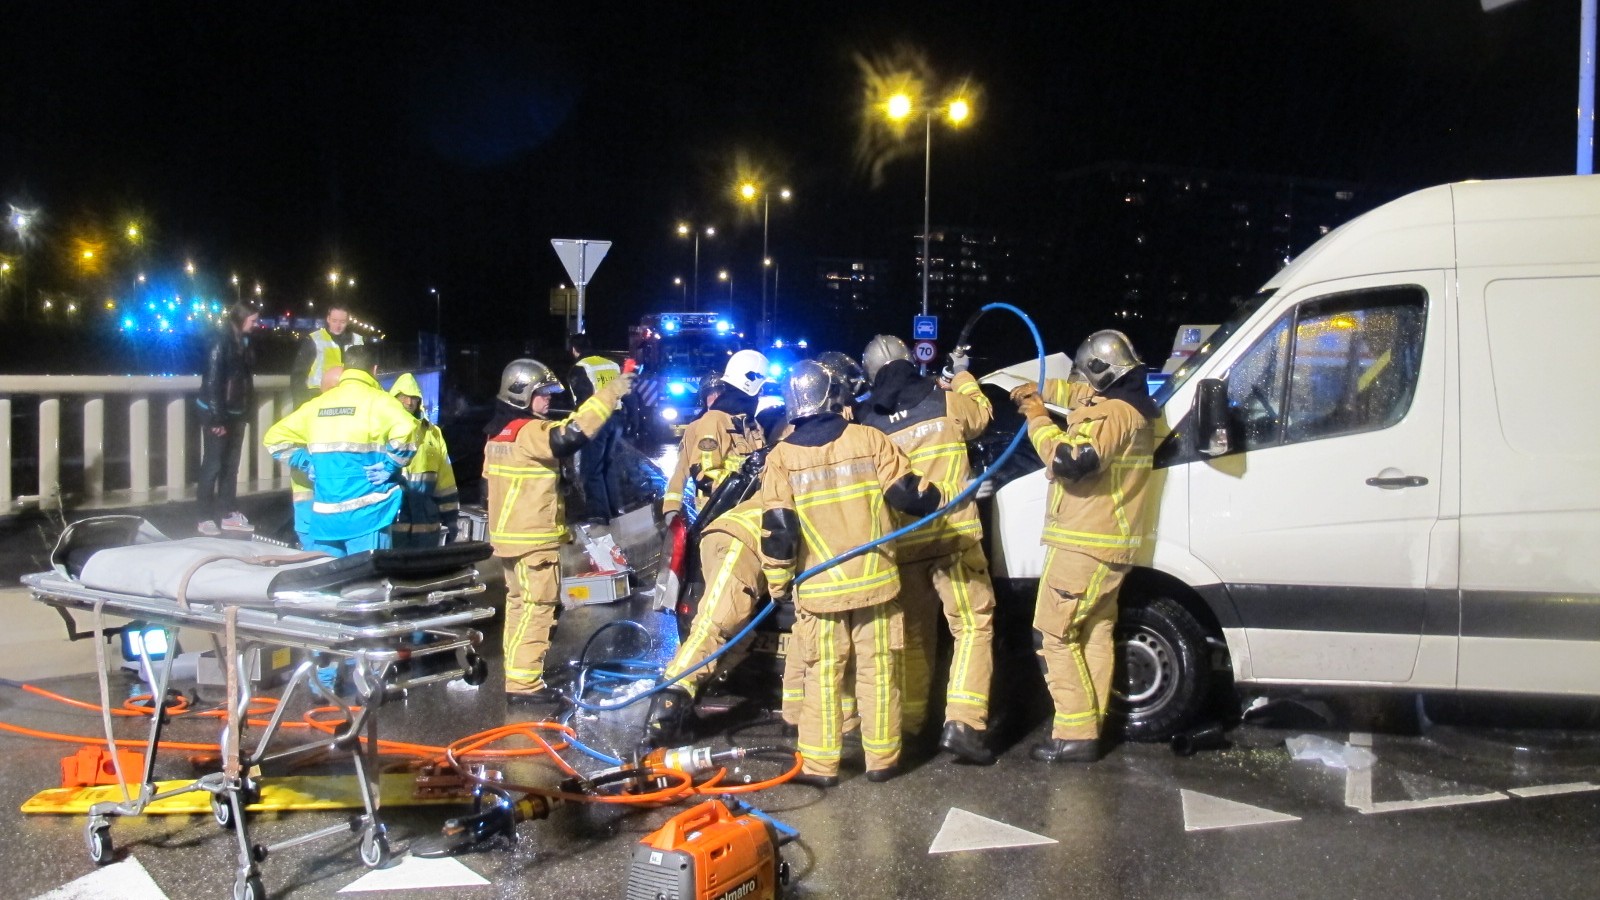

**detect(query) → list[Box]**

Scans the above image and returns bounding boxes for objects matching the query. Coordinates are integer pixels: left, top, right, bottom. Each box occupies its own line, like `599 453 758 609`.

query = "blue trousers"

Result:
303 530 391 557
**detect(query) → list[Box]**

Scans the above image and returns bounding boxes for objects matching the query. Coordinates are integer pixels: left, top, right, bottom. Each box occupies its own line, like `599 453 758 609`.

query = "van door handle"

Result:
1366 474 1428 489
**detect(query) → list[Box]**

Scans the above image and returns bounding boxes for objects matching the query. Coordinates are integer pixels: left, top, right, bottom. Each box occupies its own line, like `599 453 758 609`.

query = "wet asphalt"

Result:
3 445 1600 899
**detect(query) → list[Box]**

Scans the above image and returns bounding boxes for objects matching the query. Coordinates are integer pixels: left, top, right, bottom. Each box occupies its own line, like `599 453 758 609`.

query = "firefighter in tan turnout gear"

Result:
483 357 633 701
857 335 997 765
1011 329 1156 762
760 360 943 787
661 349 769 524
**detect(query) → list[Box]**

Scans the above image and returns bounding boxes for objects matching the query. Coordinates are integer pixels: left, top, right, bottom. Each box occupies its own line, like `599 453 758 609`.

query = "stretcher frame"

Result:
24 570 495 900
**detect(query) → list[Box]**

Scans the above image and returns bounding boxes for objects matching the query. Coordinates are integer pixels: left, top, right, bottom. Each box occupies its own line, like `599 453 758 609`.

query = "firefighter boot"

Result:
645 686 694 747
939 721 996 766
1031 738 1101 763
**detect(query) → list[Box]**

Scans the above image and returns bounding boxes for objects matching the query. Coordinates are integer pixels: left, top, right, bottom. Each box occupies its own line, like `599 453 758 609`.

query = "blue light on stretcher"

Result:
121 621 173 661
668 381 689 397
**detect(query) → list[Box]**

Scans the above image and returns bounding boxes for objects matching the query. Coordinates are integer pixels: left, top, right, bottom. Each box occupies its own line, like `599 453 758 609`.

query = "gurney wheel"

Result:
464 653 488 686
359 827 390 868
85 822 113 866
212 793 235 829
232 873 265 900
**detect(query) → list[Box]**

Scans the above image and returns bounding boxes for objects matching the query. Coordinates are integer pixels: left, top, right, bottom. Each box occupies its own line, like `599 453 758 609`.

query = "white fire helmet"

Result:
721 349 770 397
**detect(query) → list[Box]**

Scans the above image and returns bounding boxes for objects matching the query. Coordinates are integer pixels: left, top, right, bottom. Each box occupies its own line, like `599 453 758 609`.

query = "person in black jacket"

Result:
196 304 259 535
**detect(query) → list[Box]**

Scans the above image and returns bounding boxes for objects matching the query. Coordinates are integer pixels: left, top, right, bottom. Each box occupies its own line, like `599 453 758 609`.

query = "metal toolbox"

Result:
561 570 632 606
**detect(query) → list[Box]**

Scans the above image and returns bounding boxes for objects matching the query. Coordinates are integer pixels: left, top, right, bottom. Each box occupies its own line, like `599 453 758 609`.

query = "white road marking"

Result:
1180 789 1300 832
928 807 1058 854
34 857 169 900
339 854 491 892
1508 782 1600 798
1343 732 1507 814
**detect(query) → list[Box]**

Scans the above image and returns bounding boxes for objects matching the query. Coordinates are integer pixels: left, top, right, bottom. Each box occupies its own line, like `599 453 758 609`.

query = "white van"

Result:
983 175 1600 740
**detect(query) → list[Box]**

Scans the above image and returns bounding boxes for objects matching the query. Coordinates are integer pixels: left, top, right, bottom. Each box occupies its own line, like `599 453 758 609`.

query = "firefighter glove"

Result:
948 345 972 374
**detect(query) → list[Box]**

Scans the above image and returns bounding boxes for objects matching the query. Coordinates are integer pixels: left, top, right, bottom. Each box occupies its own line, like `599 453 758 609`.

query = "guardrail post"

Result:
165 396 187 500
129 396 151 501
83 395 105 502
0 397 11 511
255 395 277 489
39 397 61 509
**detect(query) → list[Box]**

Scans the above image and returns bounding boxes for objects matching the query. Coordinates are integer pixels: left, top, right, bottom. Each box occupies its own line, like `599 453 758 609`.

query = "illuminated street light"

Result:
185 260 196 277
231 273 241 303
718 269 733 304
672 276 686 303
125 223 141 242
676 222 716 310
884 86 975 318
737 183 794 342
429 287 441 336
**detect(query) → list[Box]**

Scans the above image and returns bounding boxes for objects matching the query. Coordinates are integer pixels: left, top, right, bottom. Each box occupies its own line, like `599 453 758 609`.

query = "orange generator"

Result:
625 799 786 900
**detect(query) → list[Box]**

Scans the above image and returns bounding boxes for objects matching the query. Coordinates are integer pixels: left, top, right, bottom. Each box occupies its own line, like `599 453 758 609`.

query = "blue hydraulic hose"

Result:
572 302 1047 712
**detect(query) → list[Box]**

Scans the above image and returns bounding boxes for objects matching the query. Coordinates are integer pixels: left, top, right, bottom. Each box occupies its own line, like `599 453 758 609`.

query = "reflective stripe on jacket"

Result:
760 422 917 613
483 391 616 556
1026 394 1154 564
395 421 459 535
264 368 417 542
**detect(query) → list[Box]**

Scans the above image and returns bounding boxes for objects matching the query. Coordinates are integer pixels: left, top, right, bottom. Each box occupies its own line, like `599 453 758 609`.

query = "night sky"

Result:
0 0 1584 353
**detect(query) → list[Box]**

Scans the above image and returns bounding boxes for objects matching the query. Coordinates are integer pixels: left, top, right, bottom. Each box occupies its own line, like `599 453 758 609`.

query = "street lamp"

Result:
738 183 793 342
676 223 715 311
185 260 196 278
886 89 974 318
230 274 241 303
429 287 441 336
718 269 733 304
672 276 686 303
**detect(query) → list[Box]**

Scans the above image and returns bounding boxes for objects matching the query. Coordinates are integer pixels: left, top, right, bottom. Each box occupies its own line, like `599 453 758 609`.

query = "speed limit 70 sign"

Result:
913 340 938 363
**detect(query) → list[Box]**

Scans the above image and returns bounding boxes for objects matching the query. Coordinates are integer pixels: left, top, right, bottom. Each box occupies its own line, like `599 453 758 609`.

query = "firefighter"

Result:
858 335 998 765
264 343 417 556
814 351 866 420
646 495 766 745
1012 329 1157 762
484 357 634 702
292 303 364 405
760 360 944 786
662 349 769 525
389 374 460 548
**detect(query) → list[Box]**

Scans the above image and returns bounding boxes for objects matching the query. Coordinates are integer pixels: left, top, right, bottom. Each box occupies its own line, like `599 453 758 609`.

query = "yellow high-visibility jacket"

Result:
483 382 622 557
1026 394 1154 565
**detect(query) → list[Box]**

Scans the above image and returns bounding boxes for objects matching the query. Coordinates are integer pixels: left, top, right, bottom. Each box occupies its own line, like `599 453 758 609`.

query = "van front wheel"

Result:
1112 596 1211 742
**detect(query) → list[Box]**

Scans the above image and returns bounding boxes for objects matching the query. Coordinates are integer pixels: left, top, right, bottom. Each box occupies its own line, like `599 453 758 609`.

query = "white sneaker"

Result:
197 520 222 536
220 513 255 533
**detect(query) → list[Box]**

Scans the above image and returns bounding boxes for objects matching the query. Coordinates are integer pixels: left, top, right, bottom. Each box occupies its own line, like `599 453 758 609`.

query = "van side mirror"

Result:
1194 378 1230 457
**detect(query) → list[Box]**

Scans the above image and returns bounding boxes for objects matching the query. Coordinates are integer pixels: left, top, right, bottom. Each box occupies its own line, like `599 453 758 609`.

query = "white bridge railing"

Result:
0 374 296 514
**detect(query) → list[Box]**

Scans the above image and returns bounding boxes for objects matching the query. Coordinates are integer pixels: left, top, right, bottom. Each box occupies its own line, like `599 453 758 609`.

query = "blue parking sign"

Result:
913 316 938 341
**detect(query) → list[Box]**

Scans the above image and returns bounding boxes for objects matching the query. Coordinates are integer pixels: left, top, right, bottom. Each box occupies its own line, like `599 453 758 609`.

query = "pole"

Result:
1582 0 1597 175
434 290 441 338
691 232 701 311
760 194 770 341
772 261 781 337
921 112 932 318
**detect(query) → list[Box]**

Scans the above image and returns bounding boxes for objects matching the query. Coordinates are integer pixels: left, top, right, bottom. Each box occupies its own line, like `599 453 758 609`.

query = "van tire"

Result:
1112 596 1211 742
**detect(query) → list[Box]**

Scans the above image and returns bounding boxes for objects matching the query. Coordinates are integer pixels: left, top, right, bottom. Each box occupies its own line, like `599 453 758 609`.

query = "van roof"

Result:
1263 175 1600 292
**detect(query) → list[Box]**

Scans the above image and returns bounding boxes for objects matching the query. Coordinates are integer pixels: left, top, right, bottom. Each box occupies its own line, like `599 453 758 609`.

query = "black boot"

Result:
790 772 839 788
939 722 996 766
645 686 693 747
1030 738 1101 764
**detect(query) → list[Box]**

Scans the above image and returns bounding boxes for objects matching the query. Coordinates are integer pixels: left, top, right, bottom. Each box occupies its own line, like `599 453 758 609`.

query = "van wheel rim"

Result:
1119 629 1174 706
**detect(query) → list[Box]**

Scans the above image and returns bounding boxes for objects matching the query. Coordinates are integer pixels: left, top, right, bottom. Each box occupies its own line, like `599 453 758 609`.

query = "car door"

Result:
1187 273 1454 686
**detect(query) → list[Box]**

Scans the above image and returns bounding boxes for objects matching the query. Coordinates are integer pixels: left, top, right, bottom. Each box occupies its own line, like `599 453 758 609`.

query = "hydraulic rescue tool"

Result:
625 798 788 900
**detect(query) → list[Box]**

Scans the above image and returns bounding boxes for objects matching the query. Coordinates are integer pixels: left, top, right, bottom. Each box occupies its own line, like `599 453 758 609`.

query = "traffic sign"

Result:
913 340 938 363
913 315 939 341
550 239 612 336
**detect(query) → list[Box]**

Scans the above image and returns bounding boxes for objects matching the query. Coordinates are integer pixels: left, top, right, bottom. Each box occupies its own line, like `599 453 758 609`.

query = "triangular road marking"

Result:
1509 782 1600 798
1181 789 1300 832
34 857 170 900
339 855 490 892
928 807 1058 854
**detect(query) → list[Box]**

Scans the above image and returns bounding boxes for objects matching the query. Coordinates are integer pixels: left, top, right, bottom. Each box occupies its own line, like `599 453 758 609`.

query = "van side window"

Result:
1224 286 1426 451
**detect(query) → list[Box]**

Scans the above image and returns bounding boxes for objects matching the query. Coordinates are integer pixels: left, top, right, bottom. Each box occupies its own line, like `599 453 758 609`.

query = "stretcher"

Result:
23 516 497 900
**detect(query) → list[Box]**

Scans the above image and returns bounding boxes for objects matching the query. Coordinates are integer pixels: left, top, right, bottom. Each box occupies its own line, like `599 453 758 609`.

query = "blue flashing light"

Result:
667 381 688 397
772 339 785 349
715 319 730 333
797 339 808 349
663 320 679 333
767 362 785 378
120 316 136 331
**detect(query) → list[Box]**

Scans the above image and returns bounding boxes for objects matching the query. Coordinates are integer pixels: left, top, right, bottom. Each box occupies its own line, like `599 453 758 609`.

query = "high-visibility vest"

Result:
576 355 622 392
303 328 365 391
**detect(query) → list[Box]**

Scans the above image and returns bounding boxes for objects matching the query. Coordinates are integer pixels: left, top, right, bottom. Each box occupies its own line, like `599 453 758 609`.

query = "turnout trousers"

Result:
502 549 561 693
663 532 761 698
898 543 996 734
1034 547 1127 741
797 600 902 778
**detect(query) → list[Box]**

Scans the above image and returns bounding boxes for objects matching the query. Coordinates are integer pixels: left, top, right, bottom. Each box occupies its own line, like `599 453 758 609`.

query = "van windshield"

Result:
1153 290 1274 407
